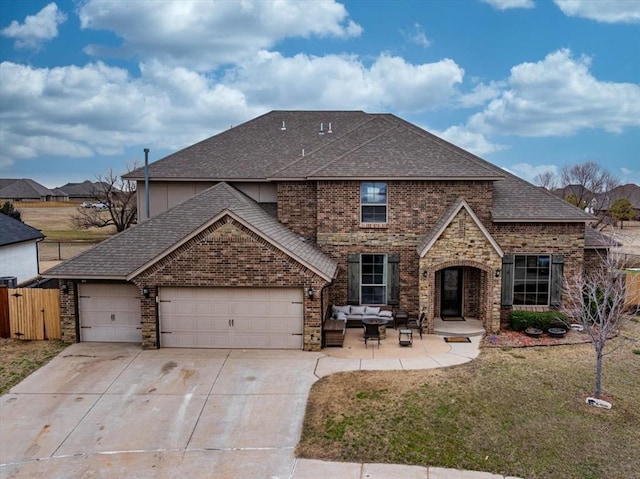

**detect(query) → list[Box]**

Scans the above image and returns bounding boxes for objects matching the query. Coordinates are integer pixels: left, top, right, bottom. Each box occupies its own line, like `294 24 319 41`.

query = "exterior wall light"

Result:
495 269 501 278
61 283 69 295
422 269 429 279
142 287 150 299
307 286 315 300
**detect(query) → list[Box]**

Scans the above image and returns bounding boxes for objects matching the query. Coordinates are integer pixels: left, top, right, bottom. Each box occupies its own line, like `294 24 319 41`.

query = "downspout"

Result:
144 148 150 220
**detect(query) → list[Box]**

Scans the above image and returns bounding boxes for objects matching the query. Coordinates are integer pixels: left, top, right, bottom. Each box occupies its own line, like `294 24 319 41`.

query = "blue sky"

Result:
1 0 638 189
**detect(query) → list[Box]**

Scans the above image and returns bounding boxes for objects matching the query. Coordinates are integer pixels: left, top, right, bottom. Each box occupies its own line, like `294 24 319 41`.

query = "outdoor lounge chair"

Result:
407 312 424 339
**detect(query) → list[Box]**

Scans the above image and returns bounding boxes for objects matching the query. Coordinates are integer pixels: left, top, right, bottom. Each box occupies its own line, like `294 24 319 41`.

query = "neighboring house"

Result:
0 178 58 202
595 184 640 220
45 111 597 351
54 180 111 202
0 213 45 285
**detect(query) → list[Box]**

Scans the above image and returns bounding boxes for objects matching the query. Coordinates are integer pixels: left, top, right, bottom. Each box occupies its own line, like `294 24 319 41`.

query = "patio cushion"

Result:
379 310 393 317
351 306 366 315
365 306 381 315
335 312 348 321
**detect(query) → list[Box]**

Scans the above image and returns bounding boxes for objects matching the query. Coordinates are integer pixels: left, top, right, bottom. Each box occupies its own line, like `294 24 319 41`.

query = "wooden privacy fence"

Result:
0 288 61 340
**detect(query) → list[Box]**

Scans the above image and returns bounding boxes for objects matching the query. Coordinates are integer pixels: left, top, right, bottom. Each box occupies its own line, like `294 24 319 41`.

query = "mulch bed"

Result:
483 328 592 348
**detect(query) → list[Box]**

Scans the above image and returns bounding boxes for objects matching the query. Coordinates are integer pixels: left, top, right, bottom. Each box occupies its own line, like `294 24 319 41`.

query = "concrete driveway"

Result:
1 343 322 478
2 337 515 479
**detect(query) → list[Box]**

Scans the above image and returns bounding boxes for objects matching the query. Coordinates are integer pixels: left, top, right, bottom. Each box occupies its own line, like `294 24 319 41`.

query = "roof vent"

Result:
281 121 286 131
319 122 324 135
328 122 332 134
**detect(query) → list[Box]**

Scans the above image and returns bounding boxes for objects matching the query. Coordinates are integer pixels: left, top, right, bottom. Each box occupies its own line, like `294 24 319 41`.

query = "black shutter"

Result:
347 254 360 305
550 255 564 308
387 253 400 305
501 255 514 306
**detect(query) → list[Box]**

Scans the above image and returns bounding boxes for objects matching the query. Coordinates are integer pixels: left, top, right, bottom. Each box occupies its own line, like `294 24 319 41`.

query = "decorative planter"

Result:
525 327 543 338
548 327 567 338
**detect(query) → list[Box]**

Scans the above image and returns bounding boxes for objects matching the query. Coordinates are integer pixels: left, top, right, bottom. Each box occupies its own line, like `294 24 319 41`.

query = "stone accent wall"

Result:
59 280 77 343
418 208 502 333
132 216 327 350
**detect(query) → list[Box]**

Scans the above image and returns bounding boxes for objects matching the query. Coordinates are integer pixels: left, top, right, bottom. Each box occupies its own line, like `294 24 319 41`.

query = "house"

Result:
53 180 111 203
45 111 596 351
0 213 45 285
0 178 58 202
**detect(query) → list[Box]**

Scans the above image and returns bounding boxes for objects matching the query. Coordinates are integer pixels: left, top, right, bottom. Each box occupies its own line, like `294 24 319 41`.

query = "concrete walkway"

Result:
0 326 521 479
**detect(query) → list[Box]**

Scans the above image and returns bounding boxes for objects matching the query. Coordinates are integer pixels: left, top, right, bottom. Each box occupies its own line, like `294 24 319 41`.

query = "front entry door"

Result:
441 268 462 317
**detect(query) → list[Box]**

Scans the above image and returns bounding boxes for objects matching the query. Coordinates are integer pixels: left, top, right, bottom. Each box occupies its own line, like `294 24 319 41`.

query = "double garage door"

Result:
159 287 304 349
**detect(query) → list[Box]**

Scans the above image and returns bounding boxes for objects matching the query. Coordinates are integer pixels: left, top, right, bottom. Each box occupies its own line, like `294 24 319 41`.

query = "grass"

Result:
0 339 69 395
297 319 640 479
41 229 113 241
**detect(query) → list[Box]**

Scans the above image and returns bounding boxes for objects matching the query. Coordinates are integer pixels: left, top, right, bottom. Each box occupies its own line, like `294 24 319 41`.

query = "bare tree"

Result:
73 165 137 232
534 170 557 190
560 161 619 220
562 248 639 399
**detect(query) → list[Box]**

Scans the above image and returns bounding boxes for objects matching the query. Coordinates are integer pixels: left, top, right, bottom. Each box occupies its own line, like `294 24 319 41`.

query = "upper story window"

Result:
361 182 387 223
513 255 551 306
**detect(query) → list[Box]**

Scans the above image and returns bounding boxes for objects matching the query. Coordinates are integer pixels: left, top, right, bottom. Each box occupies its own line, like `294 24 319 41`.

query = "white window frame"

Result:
360 253 387 304
360 182 387 224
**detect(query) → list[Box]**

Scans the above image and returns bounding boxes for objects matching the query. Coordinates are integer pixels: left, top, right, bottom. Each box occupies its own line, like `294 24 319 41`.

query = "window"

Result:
361 182 387 223
360 254 387 304
513 255 550 305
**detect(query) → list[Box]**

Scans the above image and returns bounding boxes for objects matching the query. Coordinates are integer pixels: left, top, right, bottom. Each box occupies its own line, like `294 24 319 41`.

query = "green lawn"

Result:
298 318 640 479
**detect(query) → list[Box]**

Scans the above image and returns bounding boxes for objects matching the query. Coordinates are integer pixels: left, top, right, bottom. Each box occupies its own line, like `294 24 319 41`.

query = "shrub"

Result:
510 310 568 332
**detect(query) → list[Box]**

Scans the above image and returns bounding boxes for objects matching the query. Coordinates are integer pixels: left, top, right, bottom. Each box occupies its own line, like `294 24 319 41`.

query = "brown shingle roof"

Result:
125 110 594 222
45 183 338 281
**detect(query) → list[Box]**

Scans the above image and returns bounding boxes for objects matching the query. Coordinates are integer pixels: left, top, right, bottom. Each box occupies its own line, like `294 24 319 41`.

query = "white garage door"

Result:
79 283 142 342
159 287 304 349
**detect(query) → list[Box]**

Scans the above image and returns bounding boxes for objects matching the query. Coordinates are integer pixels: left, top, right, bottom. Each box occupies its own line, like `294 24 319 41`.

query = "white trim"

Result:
360 181 388 224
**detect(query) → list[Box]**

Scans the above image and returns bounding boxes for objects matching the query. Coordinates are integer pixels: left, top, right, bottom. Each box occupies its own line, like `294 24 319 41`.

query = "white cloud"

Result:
505 163 560 183
0 50 465 168
436 126 508 156
225 51 464 113
554 0 640 24
0 61 259 168
481 0 535 10
1 2 67 49
467 49 640 137
401 23 431 48
79 0 362 71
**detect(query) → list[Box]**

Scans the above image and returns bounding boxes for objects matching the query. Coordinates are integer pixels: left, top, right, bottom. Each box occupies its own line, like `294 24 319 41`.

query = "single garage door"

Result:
159 287 304 349
79 283 142 342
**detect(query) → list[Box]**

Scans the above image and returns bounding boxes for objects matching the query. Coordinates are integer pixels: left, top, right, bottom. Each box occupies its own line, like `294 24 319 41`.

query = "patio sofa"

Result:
330 305 394 328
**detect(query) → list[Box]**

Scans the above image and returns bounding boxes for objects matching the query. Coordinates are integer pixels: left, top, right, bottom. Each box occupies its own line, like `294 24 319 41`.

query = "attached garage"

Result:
78 283 142 342
159 287 304 349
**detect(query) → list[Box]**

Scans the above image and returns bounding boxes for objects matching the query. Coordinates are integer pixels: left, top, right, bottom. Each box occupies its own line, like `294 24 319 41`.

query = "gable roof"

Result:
44 183 338 281
0 213 44 247
124 110 594 223
584 227 621 249
55 180 103 198
0 178 55 199
417 198 504 258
